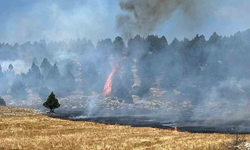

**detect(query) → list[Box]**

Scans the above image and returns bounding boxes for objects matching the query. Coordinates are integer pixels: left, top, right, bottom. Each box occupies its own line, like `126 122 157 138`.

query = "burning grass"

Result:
0 107 249 149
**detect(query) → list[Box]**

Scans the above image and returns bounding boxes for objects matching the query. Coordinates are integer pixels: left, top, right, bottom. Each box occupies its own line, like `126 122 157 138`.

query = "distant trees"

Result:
0 43 18 60
1 29 250 104
32 57 38 65
58 70 76 97
0 97 6 106
112 73 133 103
113 36 125 54
10 77 27 100
46 63 61 90
46 63 61 81
40 58 52 78
96 38 113 56
5 64 15 86
81 61 98 94
25 63 43 88
43 92 60 113
8 64 13 71
0 65 8 94
127 35 147 58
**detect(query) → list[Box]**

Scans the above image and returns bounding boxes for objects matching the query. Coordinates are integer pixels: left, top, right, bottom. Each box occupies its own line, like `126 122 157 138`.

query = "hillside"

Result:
0 106 41 117
0 106 249 150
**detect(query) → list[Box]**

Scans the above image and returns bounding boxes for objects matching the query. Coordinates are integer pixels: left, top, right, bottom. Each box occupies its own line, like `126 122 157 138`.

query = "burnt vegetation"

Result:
226 134 247 150
0 30 250 107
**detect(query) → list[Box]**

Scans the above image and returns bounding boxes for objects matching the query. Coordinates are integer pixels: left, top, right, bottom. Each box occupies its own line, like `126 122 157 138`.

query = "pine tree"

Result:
112 72 133 103
8 64 13 71
46 63 61 90
43 92 60 113
32 57 38 65
26 63 43 88
0 97 6 106
113 36 125 60
47 63 61 80
40 58 52 78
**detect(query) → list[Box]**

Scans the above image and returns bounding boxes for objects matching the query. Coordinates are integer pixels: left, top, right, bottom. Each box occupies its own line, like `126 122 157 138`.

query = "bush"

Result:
0 97 6 106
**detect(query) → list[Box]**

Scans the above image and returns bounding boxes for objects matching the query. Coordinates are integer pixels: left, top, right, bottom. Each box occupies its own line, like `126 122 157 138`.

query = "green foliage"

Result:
0 97 6 106
43 92 60 112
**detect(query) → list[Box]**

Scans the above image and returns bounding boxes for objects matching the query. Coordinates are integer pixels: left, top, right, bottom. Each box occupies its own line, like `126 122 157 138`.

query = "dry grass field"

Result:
0 106 249 150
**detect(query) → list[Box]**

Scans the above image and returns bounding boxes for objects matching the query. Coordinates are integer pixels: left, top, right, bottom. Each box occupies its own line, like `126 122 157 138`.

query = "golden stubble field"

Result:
0 106 249 150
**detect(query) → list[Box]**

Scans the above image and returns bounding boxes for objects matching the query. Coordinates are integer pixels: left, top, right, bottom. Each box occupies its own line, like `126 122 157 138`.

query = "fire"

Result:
167 127 178 132
102 64 118 97
174 127 178 132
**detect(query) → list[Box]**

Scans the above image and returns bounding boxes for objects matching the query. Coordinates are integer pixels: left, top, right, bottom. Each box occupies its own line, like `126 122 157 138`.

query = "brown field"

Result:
0 106 249 150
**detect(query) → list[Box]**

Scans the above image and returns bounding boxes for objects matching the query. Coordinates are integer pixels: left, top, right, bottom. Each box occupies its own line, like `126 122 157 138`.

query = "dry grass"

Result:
0 106 249 150
0 106 41 117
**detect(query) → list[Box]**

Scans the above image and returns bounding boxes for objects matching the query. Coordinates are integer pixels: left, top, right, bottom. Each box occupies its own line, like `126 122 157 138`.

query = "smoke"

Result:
0 60 28 74
1 0 250 129
116 0 224 41
116 0 196 39
1 0 250 44
0 0 119 45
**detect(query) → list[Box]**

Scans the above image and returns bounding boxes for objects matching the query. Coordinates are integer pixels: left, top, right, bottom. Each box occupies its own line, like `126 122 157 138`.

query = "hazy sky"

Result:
0 0 250 45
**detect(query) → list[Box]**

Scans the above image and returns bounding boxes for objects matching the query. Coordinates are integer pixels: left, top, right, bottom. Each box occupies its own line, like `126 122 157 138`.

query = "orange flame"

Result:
167 127 178 132
102 65 118 97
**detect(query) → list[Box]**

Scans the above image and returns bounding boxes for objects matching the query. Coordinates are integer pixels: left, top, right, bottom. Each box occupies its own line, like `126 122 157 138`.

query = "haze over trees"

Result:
0 97 6 106
0 29 250 105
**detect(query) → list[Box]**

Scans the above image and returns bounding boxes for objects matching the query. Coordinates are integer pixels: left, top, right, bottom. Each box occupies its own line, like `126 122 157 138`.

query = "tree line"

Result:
0 29 250 105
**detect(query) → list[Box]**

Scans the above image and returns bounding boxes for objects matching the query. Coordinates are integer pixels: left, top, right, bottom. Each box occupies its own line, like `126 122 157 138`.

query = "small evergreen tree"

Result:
0 97 6 106
43 92 60 113
8 64 13 71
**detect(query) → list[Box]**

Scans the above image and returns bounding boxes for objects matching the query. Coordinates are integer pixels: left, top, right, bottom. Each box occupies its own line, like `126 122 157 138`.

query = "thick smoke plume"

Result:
116 0 201 39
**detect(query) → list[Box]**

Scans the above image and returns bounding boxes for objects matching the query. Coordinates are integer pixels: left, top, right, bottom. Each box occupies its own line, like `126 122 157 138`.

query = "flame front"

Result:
102 65 118 97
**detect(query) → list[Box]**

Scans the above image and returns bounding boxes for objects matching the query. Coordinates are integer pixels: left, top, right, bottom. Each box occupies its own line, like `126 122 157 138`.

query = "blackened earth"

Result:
48 113 250 134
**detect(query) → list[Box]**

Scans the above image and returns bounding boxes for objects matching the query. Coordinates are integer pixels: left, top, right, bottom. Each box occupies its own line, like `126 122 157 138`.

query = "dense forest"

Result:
0 29 250 106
